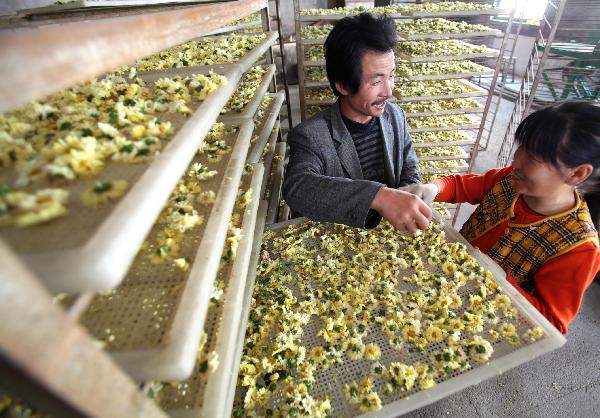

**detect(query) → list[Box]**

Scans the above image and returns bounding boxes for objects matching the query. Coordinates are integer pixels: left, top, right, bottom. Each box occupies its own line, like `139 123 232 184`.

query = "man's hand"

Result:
397 183 439 207
371 187 433 233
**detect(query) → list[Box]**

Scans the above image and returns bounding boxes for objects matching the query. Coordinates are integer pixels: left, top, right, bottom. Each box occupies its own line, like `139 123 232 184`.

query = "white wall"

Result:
493 35 537 78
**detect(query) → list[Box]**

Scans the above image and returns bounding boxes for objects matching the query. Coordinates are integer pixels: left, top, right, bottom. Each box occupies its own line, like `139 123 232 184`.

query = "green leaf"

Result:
135 148 150 157
93 182 112 194
120 143 134 153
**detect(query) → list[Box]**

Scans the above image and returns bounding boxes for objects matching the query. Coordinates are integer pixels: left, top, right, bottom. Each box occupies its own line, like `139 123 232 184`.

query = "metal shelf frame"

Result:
497 0 600 167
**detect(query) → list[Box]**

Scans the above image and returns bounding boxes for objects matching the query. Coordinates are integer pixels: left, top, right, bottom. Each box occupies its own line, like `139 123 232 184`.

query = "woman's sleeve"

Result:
506 243 600 334
432 166 513 204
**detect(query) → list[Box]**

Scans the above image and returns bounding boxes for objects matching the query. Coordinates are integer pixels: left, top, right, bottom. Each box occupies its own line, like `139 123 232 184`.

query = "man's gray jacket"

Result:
282 101 421 228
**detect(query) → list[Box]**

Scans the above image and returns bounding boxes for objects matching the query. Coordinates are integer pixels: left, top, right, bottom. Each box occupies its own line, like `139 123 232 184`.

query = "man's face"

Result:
336 49 395 124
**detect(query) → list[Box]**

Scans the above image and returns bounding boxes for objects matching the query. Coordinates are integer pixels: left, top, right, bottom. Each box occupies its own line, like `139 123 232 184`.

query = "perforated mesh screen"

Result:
155 170 256 411
81 126 240 351
233 220 548 417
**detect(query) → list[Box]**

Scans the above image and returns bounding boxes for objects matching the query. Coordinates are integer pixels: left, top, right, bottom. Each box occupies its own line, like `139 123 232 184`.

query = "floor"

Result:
285 85 600 417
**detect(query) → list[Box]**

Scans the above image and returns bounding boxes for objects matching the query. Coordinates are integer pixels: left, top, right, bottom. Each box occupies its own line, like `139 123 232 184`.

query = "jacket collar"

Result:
330 100 363 179
329 100 395 183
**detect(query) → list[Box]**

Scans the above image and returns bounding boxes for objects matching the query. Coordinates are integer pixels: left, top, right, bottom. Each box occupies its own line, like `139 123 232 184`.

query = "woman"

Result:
405 101 600 333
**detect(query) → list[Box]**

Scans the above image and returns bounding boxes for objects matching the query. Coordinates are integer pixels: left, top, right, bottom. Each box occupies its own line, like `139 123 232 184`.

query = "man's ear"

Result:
335 81 349 96
565 163 594 186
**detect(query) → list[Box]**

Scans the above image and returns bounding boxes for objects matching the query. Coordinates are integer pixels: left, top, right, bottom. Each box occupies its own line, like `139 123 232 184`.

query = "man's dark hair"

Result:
324 13 398 97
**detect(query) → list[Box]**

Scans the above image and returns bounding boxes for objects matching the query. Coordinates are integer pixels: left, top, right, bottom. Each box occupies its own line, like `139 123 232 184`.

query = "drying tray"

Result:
0 64 244 294
299 13 406 22
412 130 476 148
246 93 284 164
150 165 265 416
404 8 510 18
416 147 469 161
406 105 484 118
408 114 480 133
79 119 254 382
397 48 500 63
396 61 494 82
394 79 488 102
398 29 502 41
265 141 287 225
219 31 277 72
419 160 469 174
219 64 276 120
135 31 276 77
232 217 565 417
431 203 457 220
403 69 495 81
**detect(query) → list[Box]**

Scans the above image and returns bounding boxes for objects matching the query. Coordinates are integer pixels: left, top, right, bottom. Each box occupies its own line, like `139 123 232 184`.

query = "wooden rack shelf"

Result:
0 0 268 113
0 1 286 416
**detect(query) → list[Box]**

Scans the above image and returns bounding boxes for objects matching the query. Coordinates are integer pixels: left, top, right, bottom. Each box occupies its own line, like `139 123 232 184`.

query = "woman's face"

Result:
511 146 570 197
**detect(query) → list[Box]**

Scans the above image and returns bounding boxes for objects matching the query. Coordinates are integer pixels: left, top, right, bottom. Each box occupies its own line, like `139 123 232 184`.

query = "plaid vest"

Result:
461 173 598 292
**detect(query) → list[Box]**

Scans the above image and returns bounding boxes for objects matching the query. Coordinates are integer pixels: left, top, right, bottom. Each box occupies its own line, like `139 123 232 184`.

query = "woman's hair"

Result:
514 101 600 230
324 13 398 97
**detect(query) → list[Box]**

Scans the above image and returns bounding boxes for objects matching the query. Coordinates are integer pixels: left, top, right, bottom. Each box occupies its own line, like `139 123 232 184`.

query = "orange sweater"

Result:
433 166 600 334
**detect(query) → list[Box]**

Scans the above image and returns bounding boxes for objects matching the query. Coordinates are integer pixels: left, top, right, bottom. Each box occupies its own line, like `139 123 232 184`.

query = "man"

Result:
282 13 432 232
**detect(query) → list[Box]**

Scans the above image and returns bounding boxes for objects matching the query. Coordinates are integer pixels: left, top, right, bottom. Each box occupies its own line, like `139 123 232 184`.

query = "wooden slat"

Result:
417 147 469 161
413 138 476 148
205 20 262 36
401 68 494 81
0 0 268 112
405 8 510 18
246 94 284 164
266 142 286 225
420 165 469 174
397 48 500 63
18 0 220 14
197 169 265 418
305 80 329 88
410 122 480 133
406 106 484 118
0 239 167 418
301 38 325 45
222 200 268 418
412 130 476 148
259 125 281 198
398 30 501 41
299 13 405 22
395 79 488 102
